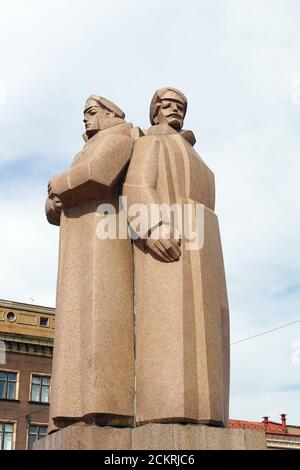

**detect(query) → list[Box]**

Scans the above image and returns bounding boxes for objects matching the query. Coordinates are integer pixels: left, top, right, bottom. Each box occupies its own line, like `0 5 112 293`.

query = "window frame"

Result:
0 420 17 451
39 316 49 328
26 422 48 451
0 369 20 401
29 372 51 404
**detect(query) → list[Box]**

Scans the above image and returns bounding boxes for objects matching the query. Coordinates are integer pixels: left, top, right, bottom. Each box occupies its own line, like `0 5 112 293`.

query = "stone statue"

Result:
123 87 230 427
46 95 136 430
44 88 231 449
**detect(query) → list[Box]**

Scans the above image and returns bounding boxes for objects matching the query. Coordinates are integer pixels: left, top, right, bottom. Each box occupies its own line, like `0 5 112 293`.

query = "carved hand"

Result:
143 237 181 263
51 195 63 212
45 195 63 226
48 178 57 198
48 173 68 199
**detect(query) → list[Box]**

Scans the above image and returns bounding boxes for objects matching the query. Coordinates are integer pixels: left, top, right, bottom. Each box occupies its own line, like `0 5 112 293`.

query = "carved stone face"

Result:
155 99 185 131
83 106 101 138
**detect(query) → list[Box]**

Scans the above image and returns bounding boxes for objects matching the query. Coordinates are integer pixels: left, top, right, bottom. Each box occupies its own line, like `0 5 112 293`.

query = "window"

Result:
28 424 47 450
0 423 14 450
0 371 17 400
30 375 50 403
6 312 16 323
39 317 49 327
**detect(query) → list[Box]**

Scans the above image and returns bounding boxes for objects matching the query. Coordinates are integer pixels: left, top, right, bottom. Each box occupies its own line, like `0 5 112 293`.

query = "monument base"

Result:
34 423 267 450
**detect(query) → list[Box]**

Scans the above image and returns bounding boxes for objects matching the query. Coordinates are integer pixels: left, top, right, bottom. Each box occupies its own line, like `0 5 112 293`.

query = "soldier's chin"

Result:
86 127 99 138
168 118 181 131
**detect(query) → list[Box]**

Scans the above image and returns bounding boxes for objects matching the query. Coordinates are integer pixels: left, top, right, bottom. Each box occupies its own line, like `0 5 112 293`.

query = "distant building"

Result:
229 415 300 450
1 298 300 451
0 299 54 450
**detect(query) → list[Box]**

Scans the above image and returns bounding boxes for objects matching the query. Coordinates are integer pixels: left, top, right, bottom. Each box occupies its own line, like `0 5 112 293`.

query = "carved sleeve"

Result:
50 134 134 206
122 136 169 238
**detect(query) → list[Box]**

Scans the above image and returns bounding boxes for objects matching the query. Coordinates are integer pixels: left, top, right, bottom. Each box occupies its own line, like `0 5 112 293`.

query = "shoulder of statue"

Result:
180 129 196 146
130 126 144 140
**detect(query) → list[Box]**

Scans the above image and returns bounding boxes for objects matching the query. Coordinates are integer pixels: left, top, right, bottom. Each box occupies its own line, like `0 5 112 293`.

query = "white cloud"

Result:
0 181 59 307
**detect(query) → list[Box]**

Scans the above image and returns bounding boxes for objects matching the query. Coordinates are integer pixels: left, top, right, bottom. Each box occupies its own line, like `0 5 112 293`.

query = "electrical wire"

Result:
231 319 300 346
2 319 300 428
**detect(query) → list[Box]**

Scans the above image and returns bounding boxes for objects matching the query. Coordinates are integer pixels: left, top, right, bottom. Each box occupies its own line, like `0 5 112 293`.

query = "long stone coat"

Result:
46 121 135 429
123 124 230 427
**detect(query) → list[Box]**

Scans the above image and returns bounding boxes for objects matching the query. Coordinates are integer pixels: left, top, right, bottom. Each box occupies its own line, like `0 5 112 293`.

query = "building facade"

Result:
229 415 300 450
1 298 300 451
0 299 54 450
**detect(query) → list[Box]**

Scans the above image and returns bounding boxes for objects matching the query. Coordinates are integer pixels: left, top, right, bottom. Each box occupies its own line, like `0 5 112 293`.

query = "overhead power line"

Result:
231 319 300 346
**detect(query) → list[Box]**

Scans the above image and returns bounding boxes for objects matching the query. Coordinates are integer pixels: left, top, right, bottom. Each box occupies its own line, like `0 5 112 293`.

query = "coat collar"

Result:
147 124 196 146
147 124 178 136
83 121 133 143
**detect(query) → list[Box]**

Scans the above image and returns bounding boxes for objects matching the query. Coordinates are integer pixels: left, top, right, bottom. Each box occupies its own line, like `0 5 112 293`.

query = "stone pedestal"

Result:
34 423 267 450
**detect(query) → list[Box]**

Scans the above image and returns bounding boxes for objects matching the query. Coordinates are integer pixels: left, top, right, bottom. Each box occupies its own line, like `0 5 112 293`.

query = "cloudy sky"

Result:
1 0 300 425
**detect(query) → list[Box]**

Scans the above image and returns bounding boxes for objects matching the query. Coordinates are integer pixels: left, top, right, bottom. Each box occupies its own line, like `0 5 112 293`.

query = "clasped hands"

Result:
48 178 63 213
142 224 182 263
